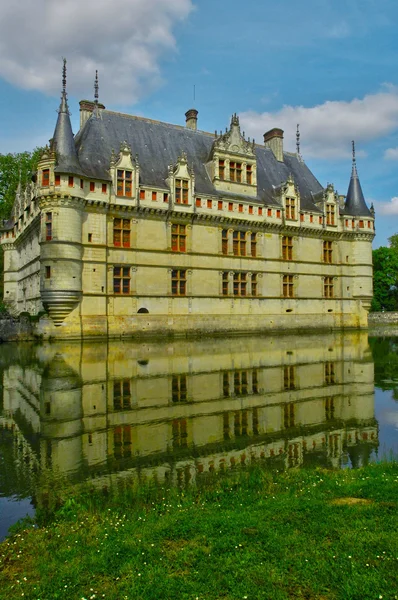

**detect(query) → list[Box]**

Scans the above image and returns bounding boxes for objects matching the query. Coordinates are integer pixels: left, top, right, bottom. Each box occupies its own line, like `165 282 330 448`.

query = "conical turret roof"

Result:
344 142 371 217
52 59 85 176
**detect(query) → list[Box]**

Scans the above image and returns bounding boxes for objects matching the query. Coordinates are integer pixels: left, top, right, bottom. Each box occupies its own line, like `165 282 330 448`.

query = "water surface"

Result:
0 331 397 539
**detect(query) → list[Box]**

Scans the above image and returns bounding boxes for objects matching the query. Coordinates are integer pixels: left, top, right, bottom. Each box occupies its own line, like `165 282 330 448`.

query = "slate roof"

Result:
52 92 86 177
344 163 372 217
66 108 369 216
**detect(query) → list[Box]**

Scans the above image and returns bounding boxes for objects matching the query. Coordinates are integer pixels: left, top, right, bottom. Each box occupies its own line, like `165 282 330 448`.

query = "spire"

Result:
93 70 99 117
51 59 84 176
296 124 303 161
344 140 371 217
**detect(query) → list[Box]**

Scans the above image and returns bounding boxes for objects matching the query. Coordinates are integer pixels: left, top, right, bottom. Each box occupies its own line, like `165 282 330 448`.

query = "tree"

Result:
371 238 398 311
0 149 43 221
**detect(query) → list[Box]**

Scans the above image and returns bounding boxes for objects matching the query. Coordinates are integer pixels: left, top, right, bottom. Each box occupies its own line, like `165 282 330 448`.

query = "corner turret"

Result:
51 59 84 177
344 141 371 217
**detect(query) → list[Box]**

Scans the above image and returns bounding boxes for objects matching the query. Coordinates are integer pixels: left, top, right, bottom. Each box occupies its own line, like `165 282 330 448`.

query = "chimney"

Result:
185 108 198 131
263 128 284 162
79 99 106 129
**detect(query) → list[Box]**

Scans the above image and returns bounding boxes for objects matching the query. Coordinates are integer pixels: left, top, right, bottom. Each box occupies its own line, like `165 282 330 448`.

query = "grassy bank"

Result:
1 463 397 600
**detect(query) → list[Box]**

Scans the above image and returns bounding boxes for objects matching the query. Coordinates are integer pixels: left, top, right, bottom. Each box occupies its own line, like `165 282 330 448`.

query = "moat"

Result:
0 331 397 540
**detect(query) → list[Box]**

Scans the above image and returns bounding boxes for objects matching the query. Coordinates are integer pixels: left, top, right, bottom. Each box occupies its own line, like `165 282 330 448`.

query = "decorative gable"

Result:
314 183 338 226
110 141 140 200
208 114 257 197
282 174 300 222
167 151 195 208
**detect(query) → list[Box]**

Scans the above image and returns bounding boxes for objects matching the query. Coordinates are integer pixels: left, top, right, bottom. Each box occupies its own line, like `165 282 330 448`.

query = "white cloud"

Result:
376 197 398 215
384 147 398 160
0 0 193 104
240 88 398 159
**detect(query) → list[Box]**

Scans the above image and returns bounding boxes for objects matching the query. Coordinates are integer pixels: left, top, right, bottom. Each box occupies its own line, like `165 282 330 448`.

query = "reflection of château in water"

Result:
0 332 378 492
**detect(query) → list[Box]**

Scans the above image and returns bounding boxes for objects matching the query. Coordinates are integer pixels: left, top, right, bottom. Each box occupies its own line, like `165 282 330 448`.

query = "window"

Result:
175 179 188 204
234 410 248 436
267 208 272 217
233 272 247 296
207 199 212 209
284 367 296 390
359 220 364 228
171 270 186 296
310 214 313 223
218 200 223 210
230 162 242 182
172 419 188 448
319 216 323 224
251 233 257 257
252 370 259 394
228 202 233 211
113 218 130 248
222 229 228 254
323 241 333 263
102 183 107 193
68 176 74 187
80 179 84 190
251 273 258 296
326 204 335 225
45 265 51 279
258 207 263 216
171 223 186 252
196 198 201 207
55 174 61 186
117 170 132 197
283 275 294 298
282 236 293 260
113 266 130 294
90 181 95 192
223 411 230 439
324 362 335 385
172 375 187 403
219 159 225 180
222 272 229 295
284 402 295 427
352 219 355 228
41 169 50 186
325 397 335 420
249 205 253 215
286 197 296 220
324 276 334 298
152 191 157 201
114 425 132 458
246 165 252 185
233 231 246 256
45 212 52 241
88 233 93 243
239 203 243 213
164 193 169 203
113 379 131 410
276 209 281 218
139 189 145 200
234 371 248 395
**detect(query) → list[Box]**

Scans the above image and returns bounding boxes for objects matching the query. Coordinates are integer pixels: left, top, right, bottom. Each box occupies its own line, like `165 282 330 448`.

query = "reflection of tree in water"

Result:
348 443 374 468
369 336 398 400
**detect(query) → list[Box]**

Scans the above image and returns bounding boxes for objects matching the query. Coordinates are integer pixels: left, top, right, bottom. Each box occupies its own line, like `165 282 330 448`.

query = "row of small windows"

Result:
39 171 372 231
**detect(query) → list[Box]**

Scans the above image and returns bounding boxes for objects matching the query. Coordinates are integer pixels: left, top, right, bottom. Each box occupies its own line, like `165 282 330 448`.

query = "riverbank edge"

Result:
1 462 397 600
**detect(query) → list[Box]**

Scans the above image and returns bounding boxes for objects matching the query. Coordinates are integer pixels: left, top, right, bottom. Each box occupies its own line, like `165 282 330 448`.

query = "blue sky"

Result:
1 0 398 247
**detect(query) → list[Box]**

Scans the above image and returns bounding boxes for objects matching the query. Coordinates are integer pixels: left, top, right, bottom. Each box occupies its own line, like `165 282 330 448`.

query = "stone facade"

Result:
1 66 375 339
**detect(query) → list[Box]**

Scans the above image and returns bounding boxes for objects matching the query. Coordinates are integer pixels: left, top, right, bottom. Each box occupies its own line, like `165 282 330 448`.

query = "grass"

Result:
0 462 397 600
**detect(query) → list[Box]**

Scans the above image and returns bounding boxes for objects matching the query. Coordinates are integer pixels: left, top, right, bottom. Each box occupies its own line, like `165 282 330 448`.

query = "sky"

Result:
1 0 398 247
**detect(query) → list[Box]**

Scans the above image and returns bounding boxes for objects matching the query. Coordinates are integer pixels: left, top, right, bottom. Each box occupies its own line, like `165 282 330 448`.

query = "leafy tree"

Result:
0 149 43 221
371 237 398 311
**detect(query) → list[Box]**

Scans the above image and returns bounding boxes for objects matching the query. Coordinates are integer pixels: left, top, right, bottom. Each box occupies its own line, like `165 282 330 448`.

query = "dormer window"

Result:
230 162 242 182
42 169 50 187
117 170 132 197
175 179 188 204
219 160 225 180
326 204 335 225
247 165 252 185
286 197 296 220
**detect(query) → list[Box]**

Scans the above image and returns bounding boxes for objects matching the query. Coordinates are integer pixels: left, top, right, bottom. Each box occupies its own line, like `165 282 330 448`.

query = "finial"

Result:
352 140 356 165
94 70 99 104
62 58 67 94
296 124 300 155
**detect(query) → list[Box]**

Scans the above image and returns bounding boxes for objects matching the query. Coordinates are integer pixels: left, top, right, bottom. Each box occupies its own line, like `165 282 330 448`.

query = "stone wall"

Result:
368 312 398 325
0 315 34 342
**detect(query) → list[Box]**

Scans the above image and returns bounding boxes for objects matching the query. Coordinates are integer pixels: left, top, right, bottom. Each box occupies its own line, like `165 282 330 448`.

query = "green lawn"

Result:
1 463 397 600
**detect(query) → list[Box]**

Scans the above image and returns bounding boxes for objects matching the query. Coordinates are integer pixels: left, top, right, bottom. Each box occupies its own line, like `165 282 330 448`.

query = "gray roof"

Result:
52 92 86 177
344 163 372 217
74 110 325 210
